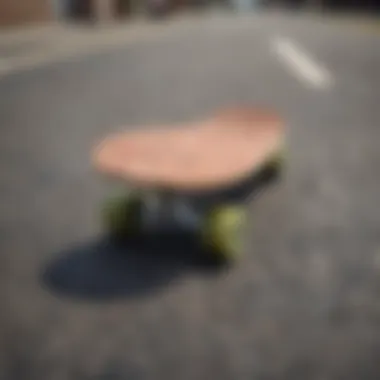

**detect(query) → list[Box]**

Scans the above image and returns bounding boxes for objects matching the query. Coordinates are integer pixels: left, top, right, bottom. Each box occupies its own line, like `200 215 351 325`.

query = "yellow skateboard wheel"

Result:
202 205 246 262
102 192 142 239
266 148 285 172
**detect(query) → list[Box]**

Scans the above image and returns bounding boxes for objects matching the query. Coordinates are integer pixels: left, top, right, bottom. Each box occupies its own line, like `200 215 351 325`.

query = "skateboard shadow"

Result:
42 166 280 302
42 233 216 301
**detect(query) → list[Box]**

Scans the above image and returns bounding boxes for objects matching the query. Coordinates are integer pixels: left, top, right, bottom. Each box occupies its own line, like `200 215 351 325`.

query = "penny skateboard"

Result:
92 107 285 263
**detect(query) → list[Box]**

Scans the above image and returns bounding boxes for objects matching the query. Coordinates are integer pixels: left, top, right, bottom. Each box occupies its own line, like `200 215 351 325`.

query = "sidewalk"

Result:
0 19 182 78
0 12 223 78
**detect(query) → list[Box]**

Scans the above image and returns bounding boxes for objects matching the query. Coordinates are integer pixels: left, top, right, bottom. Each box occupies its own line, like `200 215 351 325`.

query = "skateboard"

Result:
92 107 285 263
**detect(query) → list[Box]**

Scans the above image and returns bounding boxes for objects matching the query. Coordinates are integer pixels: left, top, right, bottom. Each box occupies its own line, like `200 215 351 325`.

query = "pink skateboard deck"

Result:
93 107 284 191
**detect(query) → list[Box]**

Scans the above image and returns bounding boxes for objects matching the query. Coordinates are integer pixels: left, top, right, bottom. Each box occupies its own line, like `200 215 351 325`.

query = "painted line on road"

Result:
271 36 334 90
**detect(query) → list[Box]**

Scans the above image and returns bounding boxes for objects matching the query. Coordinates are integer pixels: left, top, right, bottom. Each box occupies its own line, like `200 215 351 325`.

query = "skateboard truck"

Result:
140 191 202 233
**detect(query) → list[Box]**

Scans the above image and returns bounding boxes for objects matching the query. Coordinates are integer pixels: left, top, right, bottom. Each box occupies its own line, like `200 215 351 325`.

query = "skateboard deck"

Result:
93 107 284 192
93 107 285 263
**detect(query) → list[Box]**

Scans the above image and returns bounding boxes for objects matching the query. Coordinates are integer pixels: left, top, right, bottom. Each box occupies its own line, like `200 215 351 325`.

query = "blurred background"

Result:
0 0 379 26
0 1 379 380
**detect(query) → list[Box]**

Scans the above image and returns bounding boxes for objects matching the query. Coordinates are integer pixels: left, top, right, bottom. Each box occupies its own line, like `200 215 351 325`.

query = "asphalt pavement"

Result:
1 12 380 380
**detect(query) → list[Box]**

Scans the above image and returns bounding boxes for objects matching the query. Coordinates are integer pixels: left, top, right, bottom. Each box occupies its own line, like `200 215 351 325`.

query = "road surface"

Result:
1 12 380 380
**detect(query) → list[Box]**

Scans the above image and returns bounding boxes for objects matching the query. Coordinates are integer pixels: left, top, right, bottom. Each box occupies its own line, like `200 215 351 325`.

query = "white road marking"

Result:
271 36 333 90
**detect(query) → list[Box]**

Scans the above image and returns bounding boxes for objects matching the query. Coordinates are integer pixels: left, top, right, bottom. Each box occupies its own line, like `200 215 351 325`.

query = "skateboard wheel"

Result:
265 149 284 174
102 192 142 239
201 205 246 263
